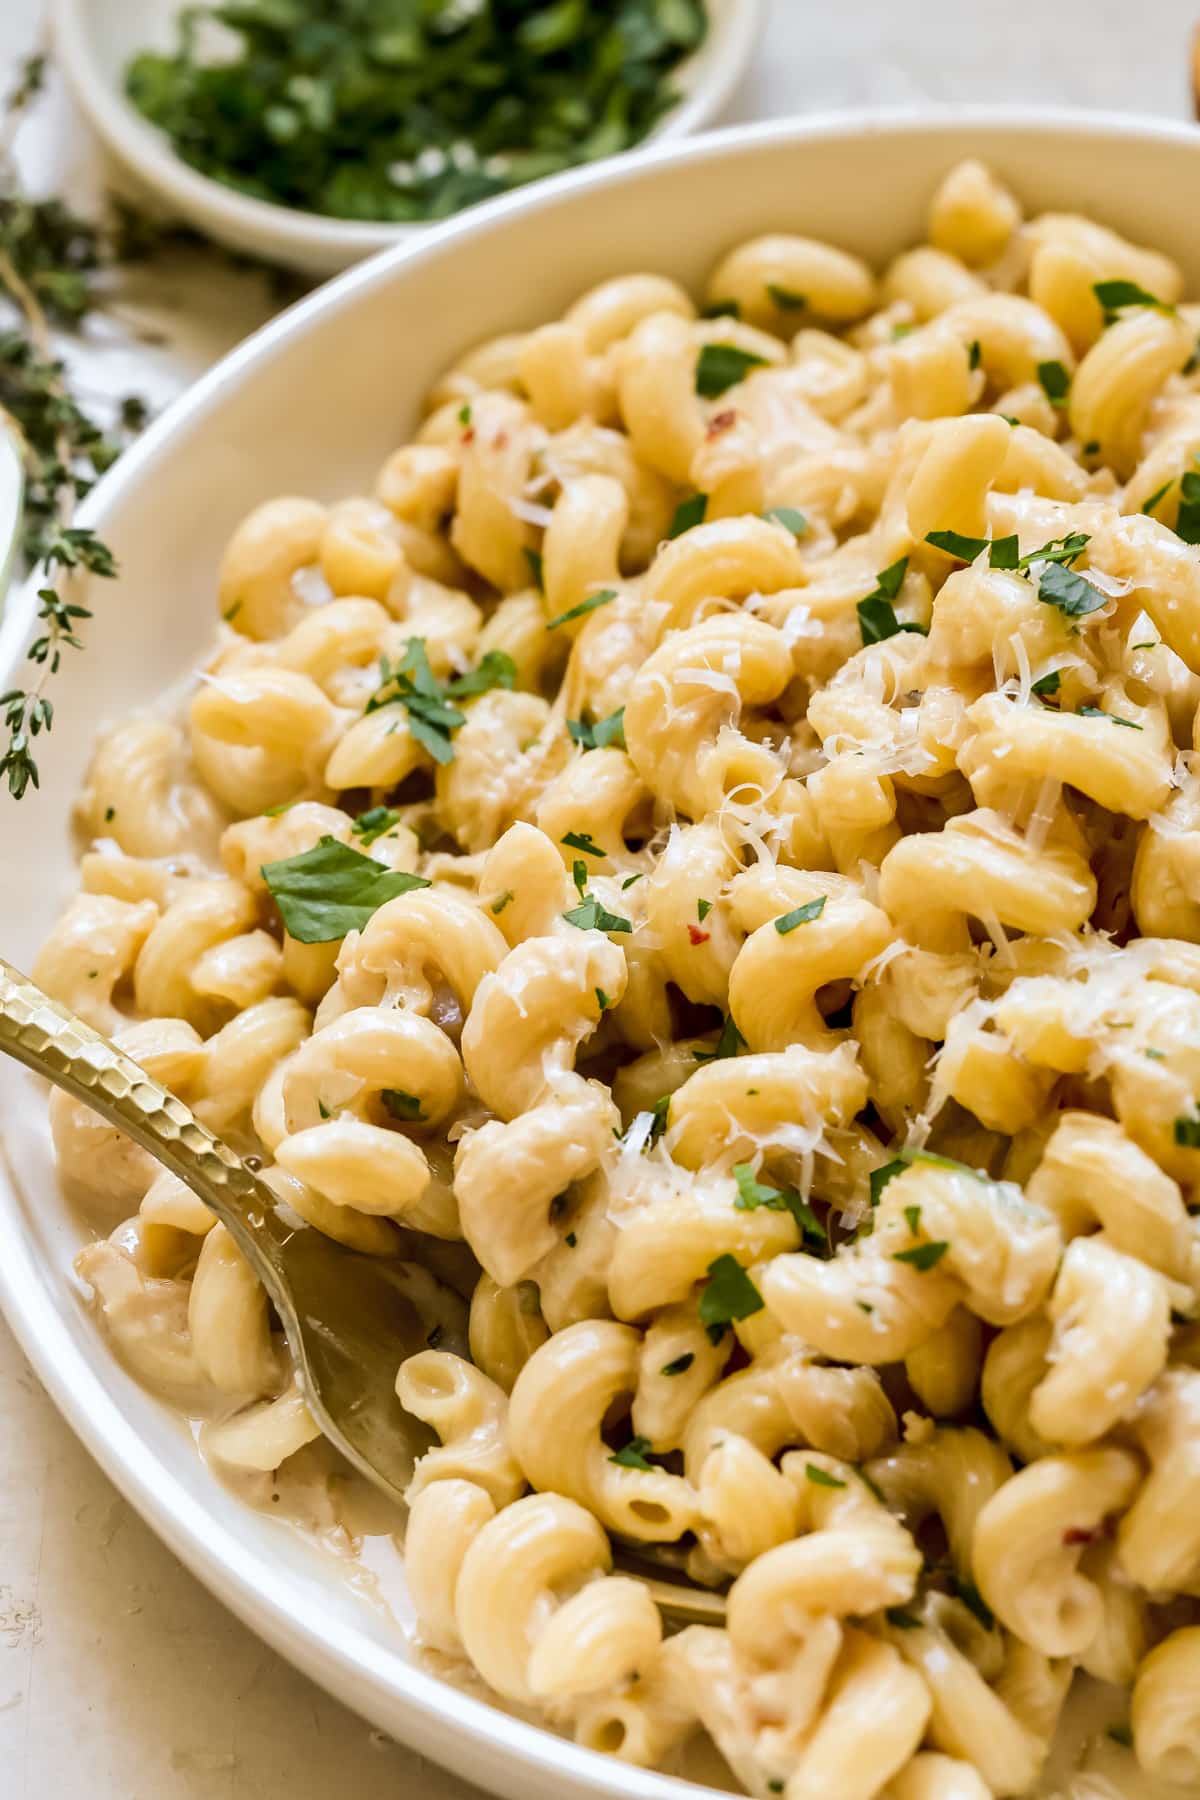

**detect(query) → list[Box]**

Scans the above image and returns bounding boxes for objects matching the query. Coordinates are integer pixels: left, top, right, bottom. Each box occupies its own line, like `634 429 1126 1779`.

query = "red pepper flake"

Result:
706 408 737 438
687 924 711 945
494 430 509 449
462 427 476 444
1062 1526 1098 1547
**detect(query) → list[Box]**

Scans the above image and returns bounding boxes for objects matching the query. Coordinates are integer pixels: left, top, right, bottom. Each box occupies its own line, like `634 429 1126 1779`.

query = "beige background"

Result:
3 1 1200 1795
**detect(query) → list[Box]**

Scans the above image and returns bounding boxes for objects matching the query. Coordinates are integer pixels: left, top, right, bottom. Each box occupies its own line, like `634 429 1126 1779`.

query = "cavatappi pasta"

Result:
43 158 1200 1797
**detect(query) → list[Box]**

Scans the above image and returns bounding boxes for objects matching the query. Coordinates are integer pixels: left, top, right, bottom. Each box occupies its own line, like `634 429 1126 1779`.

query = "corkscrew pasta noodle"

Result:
44 159 1200 1796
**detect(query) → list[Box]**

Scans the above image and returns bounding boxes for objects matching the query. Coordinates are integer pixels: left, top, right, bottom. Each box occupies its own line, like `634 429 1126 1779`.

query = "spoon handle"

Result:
0 956 291 1302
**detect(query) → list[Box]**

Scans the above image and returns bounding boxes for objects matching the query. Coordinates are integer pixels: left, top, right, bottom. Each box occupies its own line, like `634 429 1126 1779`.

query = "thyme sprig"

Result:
0 53 127 798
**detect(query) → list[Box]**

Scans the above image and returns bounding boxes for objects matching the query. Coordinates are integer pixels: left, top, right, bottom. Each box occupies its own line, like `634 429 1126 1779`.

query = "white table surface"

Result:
3 2 1199 1796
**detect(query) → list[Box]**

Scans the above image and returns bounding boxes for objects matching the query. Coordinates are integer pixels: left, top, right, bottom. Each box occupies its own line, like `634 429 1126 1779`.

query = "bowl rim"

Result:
49 0 767 258
5 100 1200 1798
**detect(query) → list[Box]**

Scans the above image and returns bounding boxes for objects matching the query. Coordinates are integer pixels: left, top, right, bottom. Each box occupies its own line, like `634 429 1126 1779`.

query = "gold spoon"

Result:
0 956 724 1625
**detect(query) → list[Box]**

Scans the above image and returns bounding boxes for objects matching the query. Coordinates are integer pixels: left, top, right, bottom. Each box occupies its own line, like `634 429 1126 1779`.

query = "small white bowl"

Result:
51 0 765 274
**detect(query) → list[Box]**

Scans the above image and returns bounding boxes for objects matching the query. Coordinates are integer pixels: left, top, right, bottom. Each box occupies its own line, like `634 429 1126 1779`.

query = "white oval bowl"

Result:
3 109 1200 1800
51 0 765 273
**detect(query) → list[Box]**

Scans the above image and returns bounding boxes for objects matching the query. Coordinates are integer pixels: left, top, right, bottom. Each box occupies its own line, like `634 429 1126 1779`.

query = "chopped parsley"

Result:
458 404 472 428
565 1232 577 1248
732 1163 824 1248
1031 669 1062 697
954 1577 995 1632
869 1159 907 1206
562 830 604 857
351 805 402 847
1076 706 1142 730
694 1014 746 1061
903 1204 922 1236
766 283 806 311
263 800 296 817
925 529 1020 570
381 1088 426 1122
365 638 515 763
609 1436 656 1471
668 493 708 538
698 1253 764 1329
695 343 767 398
886 1609 922 1630
775 896 826 934
525 546 544 589
545 588 618 630
857 557 925 645
702 299 740 319
697 898 713 922
1094 277 1173 323
621 873 644 890
893 1240 951 1271
1141 479 1173 517
490 889 514 915
804 1464 846 1489
1036 359 1071 407
595 987 612 1012
567 707 625 750
261 837 430 943
1175 468 1200 544
968 339 982 370
1037 561 1107 618
763 505 808 537
661 1352 695 1377
1173 1111 1200 1148
563 895 631 934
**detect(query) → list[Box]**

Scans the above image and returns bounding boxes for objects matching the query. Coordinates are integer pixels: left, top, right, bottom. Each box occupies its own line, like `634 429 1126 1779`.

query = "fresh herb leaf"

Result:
1076 705 1143 729
804 1463 846 1489
903 1204 922 1236
621 873 644 890
524 547 544 589
1094 278 1173 323
490 889 514 915
766 283 806 311
1141 479 1174 517
869 1160 906 1205
1036 359 1071 407
1175 468 1200 544
564 1231 577 1247
562 830 604 857
609 1435 656 1471
351 805 402 847
886 1609 922 1630
1031 670 1062 696
661 1352 695 1377
694 1014 746 1061
261 836 430 943
893 1240 951 1271
381 1088 426 1122
445 650 517 699
697 897 713 922
775 896 826 934
545 588 618 630
763 505 808 537
1020 531 1090 570
925 529 990 562
1037 561 1108 618
698 1253 764 1329
595 987 612 1012
701 299 740 319
1173 1111 1200 1148
365 638 510 765
954 1578 995 1631
857 557 925 645
562 897 632 933
695 343 767 398
968 339 982 370
567 707 625 750
667 493 708 538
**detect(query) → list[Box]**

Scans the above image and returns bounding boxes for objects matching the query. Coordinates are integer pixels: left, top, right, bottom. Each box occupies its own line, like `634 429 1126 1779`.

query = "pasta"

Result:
44 158 1200 1796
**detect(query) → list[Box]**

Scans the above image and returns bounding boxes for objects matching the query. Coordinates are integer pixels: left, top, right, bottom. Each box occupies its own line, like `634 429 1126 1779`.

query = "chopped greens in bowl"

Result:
125 0 710 224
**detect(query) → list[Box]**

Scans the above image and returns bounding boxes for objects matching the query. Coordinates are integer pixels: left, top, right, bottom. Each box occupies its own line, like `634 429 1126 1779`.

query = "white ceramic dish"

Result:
50 0 765 274
3 109 1200 1800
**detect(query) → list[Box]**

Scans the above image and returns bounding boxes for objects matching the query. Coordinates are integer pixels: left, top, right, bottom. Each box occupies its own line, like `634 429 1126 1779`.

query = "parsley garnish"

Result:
804 1464 846 1489
857 557 925 645
702 299 740 319
732 1163 824 1247
698 1254 764 1329
351 805 402 847
925 530 1020 570
562 830 604 857
869 1160 906 1205
1094 278 1173 323
903 1204 922 1235
1076 706 1142 730
490 889 514 915
661 1352 695 1378
609 1436 656 1471
766 283 806 311
1173 1111 1200 1147
763 506 808 537
365 639 515 763
567 707 625 750
694 1014 746 1061
954 1578 995 1631
1038 561 1107 618
1031 669 1062 696
886 1609 922 1630
968 339 982 370
261 837 430 944
563 895 632 934
1036 360 1071 407
1141 479 1173 517
695 343 767 398
524 547 543 589
545 588 618 630
697 898 713 922
668 493 708 538
1175 468 1200 544
381 1088 426 1122
893 1241 951 1271
775 897 826 934
595 987 612 1012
